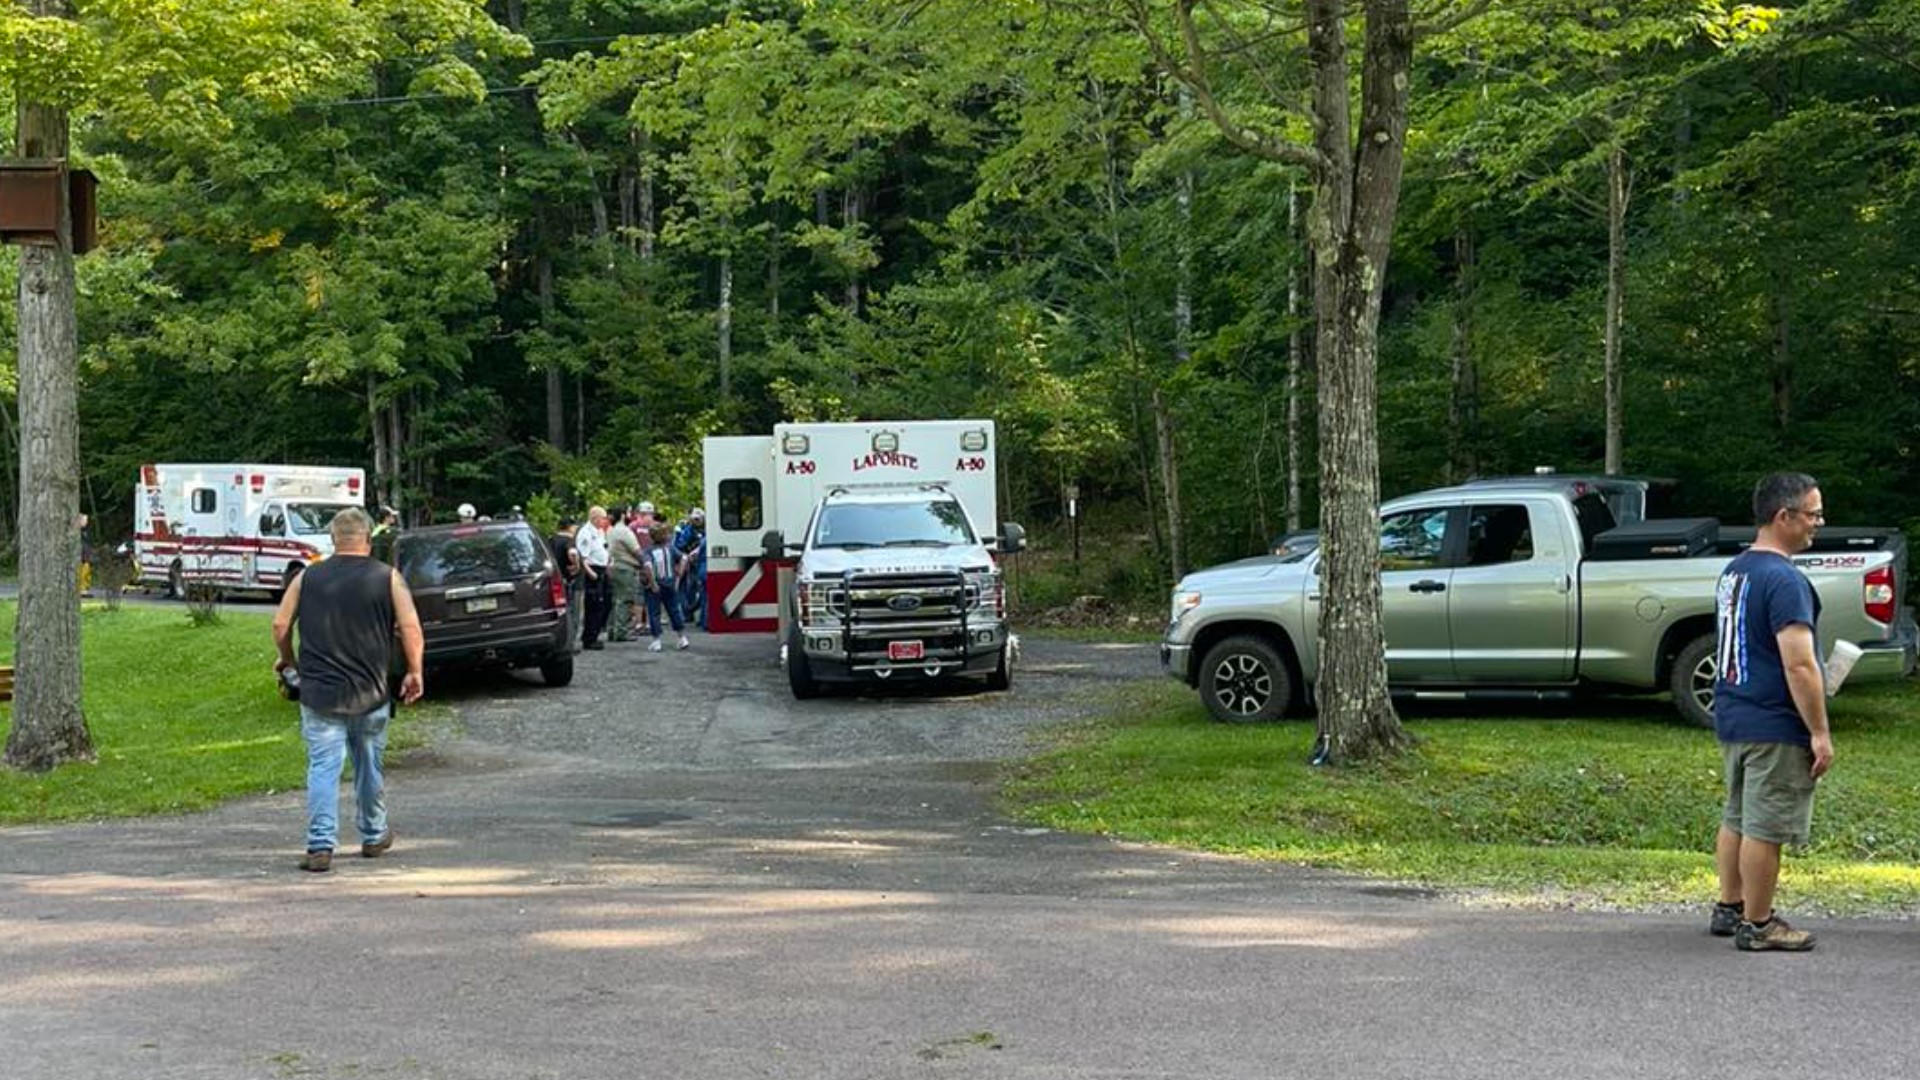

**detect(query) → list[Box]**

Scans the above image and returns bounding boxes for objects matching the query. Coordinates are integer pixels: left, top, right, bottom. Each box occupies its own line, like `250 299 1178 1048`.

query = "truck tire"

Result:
1198 634 1293 723
274 562 304 603
167 560 185 599
1670 633 1717 729
986 644 1012 692
786 626 821 700
539 654 575 688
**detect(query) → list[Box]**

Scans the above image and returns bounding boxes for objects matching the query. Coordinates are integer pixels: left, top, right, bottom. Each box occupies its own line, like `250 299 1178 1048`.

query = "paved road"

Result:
3 631 1916 1080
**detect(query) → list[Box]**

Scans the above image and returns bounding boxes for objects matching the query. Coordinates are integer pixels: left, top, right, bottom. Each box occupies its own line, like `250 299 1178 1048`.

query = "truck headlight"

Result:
965 572 1005 617
1171 589 1202 622
799 581 845 623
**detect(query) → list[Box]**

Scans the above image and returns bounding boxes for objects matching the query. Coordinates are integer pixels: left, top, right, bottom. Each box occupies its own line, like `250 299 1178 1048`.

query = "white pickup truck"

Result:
767 483 1024 699
1163 479 1915 726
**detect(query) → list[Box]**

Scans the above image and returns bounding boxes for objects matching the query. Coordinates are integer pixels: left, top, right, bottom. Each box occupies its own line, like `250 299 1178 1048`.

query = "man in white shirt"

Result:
575 506 613 650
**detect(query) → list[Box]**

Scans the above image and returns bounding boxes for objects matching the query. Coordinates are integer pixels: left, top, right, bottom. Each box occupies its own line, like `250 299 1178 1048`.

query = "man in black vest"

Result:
272 507 425 873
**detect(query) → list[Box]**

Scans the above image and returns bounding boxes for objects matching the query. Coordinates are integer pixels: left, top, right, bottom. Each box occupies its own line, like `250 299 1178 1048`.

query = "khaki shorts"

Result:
1721 741 1817 846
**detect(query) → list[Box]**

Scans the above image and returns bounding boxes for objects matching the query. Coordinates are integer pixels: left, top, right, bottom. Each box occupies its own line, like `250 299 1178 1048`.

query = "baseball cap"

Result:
638 501 657 514
689 507 705 520
457 502 477 520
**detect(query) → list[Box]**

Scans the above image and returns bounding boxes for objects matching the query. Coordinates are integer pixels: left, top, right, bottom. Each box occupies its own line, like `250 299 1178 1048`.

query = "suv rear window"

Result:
397 527 550 589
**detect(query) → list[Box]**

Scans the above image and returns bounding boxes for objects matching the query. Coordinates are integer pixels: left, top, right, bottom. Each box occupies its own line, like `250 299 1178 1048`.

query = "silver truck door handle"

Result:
1557 575 1573 595
1409 580 1447 594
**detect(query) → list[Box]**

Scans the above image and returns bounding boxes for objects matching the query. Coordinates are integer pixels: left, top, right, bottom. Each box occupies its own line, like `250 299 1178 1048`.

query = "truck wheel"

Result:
1198 635 1293 723
1670 634 1717 729
539 654 575 688
274 562 304 603
786 627 820 700
986 644 1012 692
167 561 185 599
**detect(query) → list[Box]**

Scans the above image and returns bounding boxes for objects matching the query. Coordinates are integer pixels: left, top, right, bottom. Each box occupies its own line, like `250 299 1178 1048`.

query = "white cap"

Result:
638 501 656 514
457 502 477 521
689 507 705 520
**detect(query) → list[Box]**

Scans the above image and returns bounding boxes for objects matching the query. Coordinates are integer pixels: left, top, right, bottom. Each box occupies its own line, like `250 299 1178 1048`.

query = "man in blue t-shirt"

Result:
1709 472 1833 952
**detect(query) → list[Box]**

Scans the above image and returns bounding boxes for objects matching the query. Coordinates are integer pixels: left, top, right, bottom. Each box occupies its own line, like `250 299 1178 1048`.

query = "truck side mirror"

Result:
997 522 1026 554
761 530 787 560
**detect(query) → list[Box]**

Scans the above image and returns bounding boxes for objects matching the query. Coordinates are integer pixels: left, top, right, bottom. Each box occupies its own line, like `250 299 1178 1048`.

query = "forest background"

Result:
3 0 1917 609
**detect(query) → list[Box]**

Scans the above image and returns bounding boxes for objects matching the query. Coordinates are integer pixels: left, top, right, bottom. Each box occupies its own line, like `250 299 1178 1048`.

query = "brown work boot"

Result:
299 850 333 873
361 831 394 858
1735 916 1816 952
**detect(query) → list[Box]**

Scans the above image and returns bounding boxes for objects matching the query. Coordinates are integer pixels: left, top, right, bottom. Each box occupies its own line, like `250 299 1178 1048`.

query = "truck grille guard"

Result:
838 569 974 675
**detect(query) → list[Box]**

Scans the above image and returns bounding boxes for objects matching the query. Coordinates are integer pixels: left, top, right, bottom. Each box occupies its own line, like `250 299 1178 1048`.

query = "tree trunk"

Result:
368 375 388 504
717 255 733 400
536 255 564 450
1153 388 1185 581
1769 274 1792 432
7 12 94 770
767 219 782 330
1304 0 1412 764
1603 141 1629 475
386 402 404 511
1447 225 1479 484
636 128 656 261
574 373 587 456
843 184 863 315
1286 180 1305 533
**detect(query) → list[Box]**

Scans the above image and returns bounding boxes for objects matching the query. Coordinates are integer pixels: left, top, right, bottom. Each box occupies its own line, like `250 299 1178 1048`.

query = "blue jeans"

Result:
302 703 390 853
645 583 685 637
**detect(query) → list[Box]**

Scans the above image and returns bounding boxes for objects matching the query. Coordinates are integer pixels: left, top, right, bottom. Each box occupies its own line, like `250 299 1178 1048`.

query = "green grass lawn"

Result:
1005 678 1920 915
0 602 435 825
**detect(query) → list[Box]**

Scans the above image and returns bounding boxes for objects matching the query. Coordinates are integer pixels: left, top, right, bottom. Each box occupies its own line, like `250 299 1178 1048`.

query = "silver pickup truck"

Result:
768 484 1023 699
1163 479 1916 726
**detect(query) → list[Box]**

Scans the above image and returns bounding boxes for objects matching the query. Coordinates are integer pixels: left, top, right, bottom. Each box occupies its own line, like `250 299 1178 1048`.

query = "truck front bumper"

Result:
1161 639 1194 683
797 622 1014 682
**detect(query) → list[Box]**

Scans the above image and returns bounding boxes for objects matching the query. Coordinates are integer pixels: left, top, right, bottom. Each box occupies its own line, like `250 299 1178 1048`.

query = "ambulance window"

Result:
191 489 217 514
260 508 286 537
720 480 762 531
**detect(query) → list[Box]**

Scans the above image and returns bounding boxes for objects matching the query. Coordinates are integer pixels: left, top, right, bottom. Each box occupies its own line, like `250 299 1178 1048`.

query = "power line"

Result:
298 85 538 109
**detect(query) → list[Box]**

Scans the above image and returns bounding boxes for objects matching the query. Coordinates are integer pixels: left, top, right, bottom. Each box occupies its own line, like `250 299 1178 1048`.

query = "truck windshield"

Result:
813 500 974 549
287 503 349 536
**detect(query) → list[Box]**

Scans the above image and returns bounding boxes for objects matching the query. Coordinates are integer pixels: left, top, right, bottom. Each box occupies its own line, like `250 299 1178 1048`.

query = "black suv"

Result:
392 520 573 686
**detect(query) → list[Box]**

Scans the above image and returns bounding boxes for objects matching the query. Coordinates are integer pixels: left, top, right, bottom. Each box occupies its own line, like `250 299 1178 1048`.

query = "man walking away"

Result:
550 517 583 652
607 508 644 642
271 508 424 873
575 506 613 650
1710 472 1833 951
640 524 689 652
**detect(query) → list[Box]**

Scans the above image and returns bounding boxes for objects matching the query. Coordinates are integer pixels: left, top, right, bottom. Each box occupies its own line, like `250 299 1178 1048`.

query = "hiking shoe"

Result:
299 850 333 873
648 640 663 653
361 832 394 859
1709 901 1744 937
1735 916 1816 952
677 635 690 651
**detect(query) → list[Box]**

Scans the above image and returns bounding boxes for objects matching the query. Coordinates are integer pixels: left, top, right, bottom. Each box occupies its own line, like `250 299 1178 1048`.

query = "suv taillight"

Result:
549 575 567 609
1865 564 1896 626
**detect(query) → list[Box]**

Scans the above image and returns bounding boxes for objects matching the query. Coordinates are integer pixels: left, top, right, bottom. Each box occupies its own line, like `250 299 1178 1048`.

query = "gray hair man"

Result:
272 506 425 873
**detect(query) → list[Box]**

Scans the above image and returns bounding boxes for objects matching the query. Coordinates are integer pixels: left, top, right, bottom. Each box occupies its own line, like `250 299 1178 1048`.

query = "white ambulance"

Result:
701 421 1002 634
134 463 366 596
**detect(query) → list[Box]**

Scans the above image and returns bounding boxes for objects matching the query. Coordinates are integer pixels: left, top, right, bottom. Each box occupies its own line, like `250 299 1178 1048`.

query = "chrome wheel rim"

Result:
1690 651 1718 716
1212 654 1273 717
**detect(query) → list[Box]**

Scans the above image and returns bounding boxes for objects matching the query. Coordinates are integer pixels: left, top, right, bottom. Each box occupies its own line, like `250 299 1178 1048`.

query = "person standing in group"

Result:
549 516 584 652
674 508 708 630
370 505 400 564
640 523 689 652
270 508 424 874
77 513 94 596
575 505 613 651
1709 472 1833 952
607 507 644 643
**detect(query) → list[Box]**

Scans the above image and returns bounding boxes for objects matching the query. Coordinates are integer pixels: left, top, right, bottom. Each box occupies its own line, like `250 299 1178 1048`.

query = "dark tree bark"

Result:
536 254 564 450
1447 225 1479 484
7 0 94 771
1300 0 1415 761
1286 181 1305 533
1603 142 1631 475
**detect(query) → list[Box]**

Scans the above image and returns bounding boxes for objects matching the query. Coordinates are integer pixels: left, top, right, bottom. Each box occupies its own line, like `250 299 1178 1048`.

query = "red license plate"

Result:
888 641 925 662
